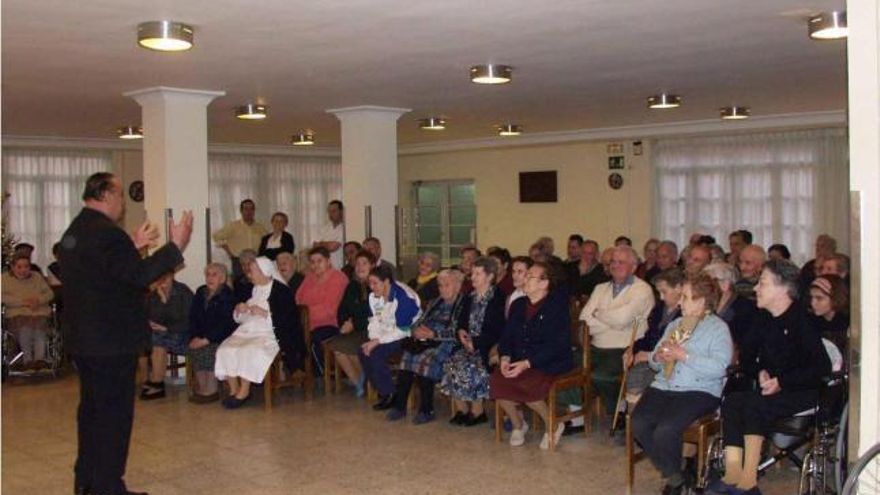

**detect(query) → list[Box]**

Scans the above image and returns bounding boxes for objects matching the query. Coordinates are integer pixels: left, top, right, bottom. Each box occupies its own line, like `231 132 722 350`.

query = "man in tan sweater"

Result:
2 254 54 367
580 245 655 416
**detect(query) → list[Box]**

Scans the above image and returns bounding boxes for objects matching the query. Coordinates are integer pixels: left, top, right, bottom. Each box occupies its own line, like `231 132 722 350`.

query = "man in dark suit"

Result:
60 172 193 495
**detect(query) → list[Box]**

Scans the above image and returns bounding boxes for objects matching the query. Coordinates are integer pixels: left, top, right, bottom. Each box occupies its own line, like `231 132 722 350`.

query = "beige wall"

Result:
398 140 653 256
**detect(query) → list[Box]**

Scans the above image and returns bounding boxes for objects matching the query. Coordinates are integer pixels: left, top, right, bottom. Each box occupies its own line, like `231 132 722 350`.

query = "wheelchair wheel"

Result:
842 441 880 495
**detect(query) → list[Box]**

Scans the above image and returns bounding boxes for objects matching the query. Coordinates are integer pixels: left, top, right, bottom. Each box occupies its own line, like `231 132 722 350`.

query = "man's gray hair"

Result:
418 251 440 271
703 262 737 285
613 245 639 266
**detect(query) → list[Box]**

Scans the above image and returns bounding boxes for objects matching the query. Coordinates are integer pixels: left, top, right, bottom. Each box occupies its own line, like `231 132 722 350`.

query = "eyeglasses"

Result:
525 275 547 281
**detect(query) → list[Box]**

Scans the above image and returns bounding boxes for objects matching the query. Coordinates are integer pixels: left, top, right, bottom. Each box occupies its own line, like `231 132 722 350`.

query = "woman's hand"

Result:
500 358 511 376
622 347 634 368
234 303 249 315
361 339 380 357
188 337 209 349
458 329 475 353
656 340 687 363
759 369 781 396
413 326 435 340
634 351 651 364
504 360 530 378
148 320 167 332
340 319 354 335
248 305 268 318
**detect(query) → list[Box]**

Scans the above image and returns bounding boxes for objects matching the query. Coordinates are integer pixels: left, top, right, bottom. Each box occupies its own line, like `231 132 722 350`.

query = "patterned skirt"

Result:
440 349 490 401
399 341 455 382
152 331 188 355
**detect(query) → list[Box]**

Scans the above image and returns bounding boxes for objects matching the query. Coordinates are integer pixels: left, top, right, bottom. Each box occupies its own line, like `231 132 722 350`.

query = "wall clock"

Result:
129 180 144 202
608 173 624 190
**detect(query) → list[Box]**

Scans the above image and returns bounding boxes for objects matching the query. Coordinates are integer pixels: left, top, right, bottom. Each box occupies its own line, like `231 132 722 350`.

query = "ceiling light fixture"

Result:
720 106 750 120
419 117 447 130
470 64 513 84
647 93 682 109
291 131 315 146
137 21 194 52
497 124 523 136
236 104 268 120
808 11 847 40
117 126 143 139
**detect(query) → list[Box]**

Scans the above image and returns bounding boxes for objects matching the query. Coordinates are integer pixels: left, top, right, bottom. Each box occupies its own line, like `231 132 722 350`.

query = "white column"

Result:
124 86 225 289
848 0 880 454
327 105 410 263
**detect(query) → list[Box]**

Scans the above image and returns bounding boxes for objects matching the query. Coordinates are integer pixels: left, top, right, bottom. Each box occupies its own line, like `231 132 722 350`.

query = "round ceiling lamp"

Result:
647 93 682 109
720 106 750 120
117 126 143 139
236 104 268 120
291 131 315 146
808 11 847 40
419 117 447 130
497 124 523 136
470 64 513 84
137 21 194 52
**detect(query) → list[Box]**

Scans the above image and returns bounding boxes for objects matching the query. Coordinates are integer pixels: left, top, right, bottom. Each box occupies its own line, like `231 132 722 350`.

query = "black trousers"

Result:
73 354 138 495
631 387 719 479
721 388 819 447
392 370 436 414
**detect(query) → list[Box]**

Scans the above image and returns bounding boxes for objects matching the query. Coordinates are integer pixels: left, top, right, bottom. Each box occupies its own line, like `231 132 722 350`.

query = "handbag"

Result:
400 337 440 355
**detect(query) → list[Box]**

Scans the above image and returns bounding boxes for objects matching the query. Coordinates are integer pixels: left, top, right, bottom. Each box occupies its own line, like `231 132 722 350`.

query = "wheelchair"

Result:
706 346 848 495
2 302 65 380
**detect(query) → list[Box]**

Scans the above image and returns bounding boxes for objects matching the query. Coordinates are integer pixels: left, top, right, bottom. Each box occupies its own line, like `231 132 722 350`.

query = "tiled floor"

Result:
2 374 799 494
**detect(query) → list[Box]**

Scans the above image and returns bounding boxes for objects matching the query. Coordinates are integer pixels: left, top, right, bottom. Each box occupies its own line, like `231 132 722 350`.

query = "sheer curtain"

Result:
208 153 341 265
2 148 112 269
652 128 849 265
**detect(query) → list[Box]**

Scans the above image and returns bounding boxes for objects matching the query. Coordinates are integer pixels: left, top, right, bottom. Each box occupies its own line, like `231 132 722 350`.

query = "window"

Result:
208 153 341 264
1 148 111 268
410 180 476 266
652 129 848 264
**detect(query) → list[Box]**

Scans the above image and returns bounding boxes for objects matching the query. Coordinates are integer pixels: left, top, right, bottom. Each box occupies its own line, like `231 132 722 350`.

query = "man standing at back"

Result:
212 199 267 281
60 172 193 495
314 199 345 268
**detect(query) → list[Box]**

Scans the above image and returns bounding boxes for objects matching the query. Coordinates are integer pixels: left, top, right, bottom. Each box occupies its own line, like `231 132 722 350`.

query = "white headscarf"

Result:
254 256 286 285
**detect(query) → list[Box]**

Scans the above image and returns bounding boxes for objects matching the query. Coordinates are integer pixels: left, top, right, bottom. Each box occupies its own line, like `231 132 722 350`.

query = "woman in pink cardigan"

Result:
295 246 349 377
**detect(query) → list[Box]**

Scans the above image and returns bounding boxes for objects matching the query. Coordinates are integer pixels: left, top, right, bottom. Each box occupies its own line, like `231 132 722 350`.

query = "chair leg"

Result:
264 365 274 411
583 381 592 435
696 428 707 489
549 396 558 452
334 356 342 394
367 381 376 402
626 414 634 495
323 346 333 393
185 359 194 397
495 400 504 443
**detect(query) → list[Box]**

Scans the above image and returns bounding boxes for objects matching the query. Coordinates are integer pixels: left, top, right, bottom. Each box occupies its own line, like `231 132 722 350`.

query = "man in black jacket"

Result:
60 172 193 495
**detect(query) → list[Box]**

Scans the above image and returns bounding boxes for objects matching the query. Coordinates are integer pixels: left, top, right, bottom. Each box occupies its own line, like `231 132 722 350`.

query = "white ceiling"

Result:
1 0 848 147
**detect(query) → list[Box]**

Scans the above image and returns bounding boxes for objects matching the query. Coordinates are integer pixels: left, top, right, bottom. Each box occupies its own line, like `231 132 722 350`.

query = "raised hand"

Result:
131 221 160 250
169 210 194 252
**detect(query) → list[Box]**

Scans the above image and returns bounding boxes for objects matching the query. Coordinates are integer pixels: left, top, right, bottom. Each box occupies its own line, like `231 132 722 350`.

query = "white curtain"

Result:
652 128 849 265
208 153 342 265
1 148 112 269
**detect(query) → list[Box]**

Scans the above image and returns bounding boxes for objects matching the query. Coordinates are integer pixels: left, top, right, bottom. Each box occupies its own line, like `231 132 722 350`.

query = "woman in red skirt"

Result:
490 261 574 449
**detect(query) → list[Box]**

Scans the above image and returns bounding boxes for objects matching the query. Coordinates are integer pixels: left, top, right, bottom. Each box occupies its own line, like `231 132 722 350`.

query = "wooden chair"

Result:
625 412 720 495
322 343 337 393
264 305 314 410
167 352 186 379
494 321 591 451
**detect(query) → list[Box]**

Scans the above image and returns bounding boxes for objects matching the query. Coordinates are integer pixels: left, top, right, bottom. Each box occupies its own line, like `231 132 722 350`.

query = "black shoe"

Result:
463 413 488 427
562 421 585 436
449 411 468 425
140 387 166 400
372 395 394 411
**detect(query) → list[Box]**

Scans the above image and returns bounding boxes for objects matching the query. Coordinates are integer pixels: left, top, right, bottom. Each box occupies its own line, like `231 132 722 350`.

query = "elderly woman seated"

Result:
275 252 304 296
490 262 573 449
187 263 237 403
295 246 349 378
386 269 466 424
707 260 831 495
622 267 684 409
325 250 376 396
407 251 440 307
1 254 54 369
140 271 193 400
359 264 421 410
631 273 733 495
215 257 304 409
441 258 505 426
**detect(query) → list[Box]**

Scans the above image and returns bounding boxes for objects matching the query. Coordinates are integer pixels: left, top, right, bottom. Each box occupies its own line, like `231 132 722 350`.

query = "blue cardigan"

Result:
499 288 574 376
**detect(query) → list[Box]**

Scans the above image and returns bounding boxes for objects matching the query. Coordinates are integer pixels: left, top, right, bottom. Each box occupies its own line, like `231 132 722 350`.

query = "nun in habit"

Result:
215 256 305 409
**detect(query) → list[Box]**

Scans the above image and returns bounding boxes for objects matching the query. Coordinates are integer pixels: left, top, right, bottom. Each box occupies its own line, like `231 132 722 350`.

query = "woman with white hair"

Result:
187 263 237 403
215 257 304 409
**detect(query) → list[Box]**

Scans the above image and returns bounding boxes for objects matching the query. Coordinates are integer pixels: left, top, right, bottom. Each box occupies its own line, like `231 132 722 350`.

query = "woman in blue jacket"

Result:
187 263 237 403
490 261 573 449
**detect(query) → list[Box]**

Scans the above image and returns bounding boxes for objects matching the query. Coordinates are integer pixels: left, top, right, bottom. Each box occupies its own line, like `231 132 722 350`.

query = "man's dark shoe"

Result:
449 411 468 425
372 395 394 411
463 413 488 427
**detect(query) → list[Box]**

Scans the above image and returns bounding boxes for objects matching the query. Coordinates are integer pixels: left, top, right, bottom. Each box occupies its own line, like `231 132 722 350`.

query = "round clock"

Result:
129 180 144 202
608 173 624 190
